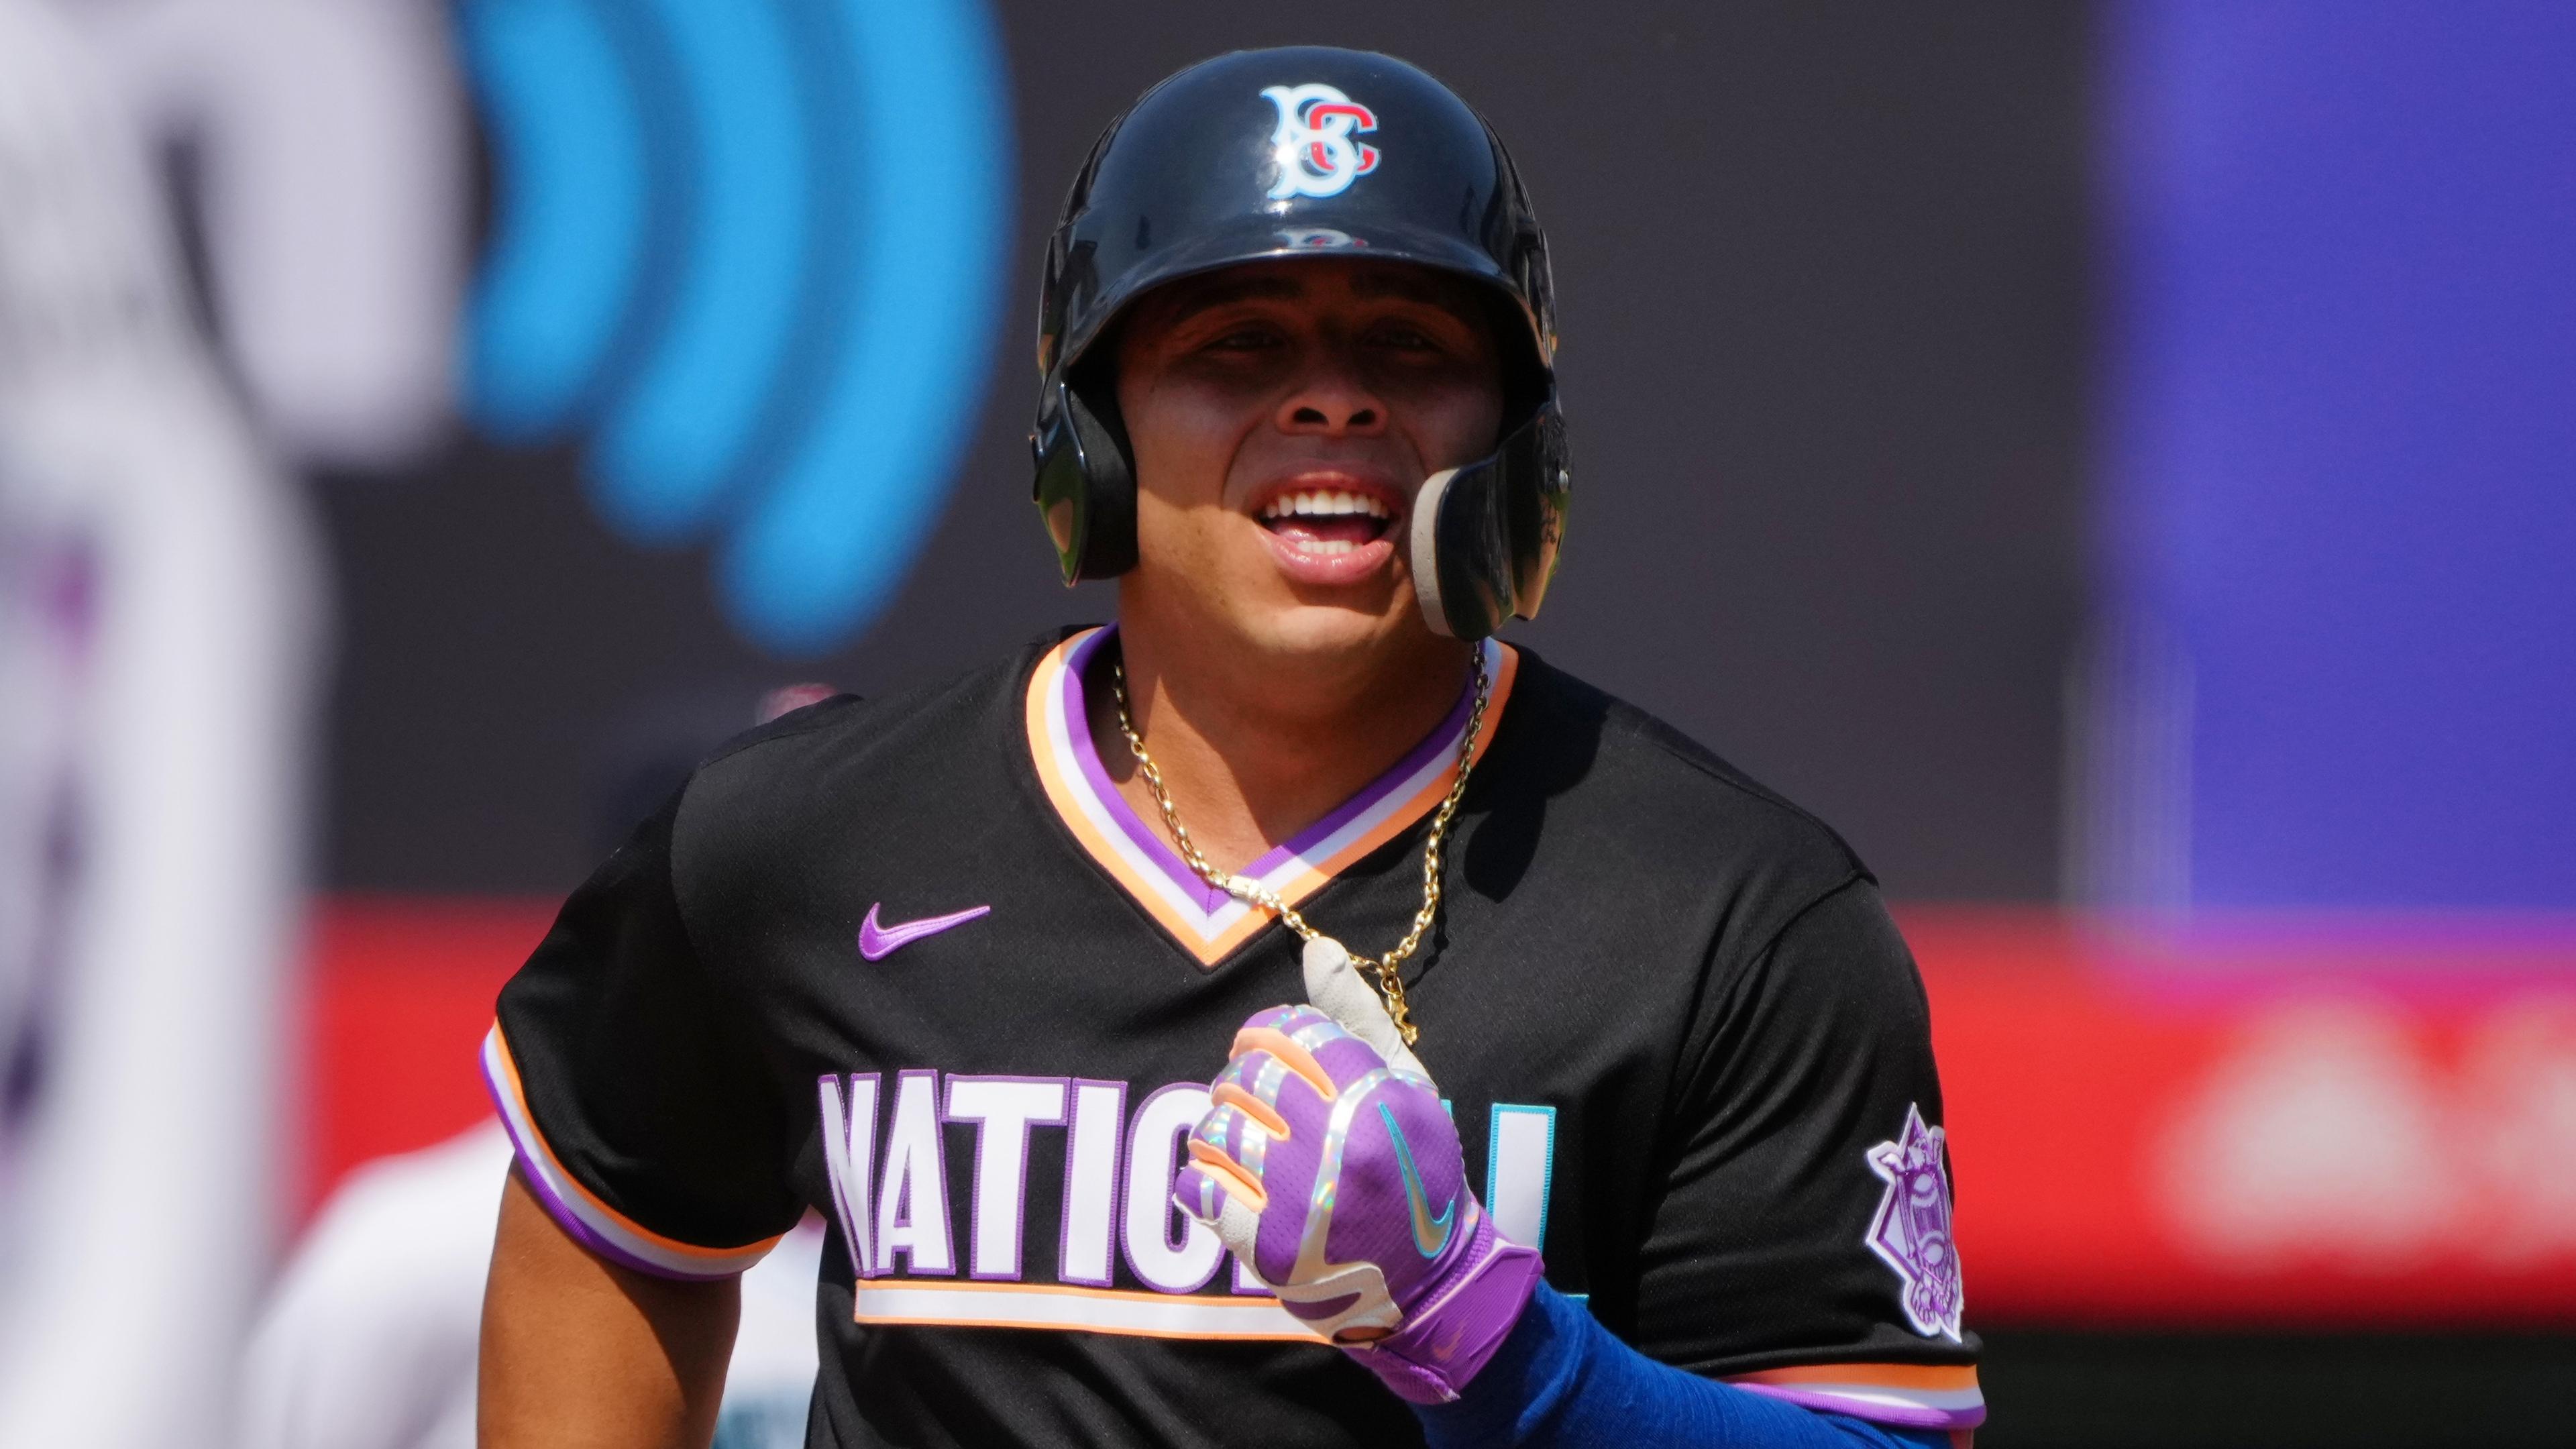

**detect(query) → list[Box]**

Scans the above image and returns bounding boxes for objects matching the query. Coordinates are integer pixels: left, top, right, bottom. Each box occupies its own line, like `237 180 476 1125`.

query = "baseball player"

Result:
480 47 1982 1448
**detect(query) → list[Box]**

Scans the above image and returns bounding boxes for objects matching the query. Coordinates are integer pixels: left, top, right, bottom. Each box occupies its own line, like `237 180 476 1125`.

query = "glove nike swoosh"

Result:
1381 1101 1456 1258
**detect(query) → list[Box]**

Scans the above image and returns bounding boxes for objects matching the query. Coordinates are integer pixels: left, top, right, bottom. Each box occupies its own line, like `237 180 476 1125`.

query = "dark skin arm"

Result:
478 1166 739 1448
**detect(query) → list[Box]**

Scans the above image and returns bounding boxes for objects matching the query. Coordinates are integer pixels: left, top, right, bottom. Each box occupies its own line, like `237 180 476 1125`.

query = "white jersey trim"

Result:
853 1280 1330 1343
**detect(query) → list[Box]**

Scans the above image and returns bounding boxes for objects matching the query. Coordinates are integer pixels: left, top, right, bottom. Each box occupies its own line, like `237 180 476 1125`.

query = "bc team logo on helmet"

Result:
1262 84 1381 200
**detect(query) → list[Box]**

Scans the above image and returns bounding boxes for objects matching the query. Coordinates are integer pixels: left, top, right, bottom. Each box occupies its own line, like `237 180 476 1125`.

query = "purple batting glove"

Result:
1174 1002 1543 1404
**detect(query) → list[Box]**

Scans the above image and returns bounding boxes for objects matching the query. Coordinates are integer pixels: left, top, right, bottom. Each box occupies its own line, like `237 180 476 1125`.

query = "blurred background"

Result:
2 1 2570 1445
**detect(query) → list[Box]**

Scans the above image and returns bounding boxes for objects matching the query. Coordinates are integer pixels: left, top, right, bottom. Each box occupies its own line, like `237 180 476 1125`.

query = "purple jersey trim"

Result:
1058 627 1477 911
480 1057 715 1281
478 1026 773 1280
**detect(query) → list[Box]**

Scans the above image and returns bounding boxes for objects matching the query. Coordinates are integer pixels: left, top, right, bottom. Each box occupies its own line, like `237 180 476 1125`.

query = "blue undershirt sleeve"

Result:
1413 1285 1953 1449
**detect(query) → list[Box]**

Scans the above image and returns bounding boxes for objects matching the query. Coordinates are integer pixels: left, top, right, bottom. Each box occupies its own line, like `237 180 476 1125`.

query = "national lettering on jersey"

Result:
482 632 1985 1443
486 1024 1561 1342
1263 83 1381 200
812 1070 1560 1341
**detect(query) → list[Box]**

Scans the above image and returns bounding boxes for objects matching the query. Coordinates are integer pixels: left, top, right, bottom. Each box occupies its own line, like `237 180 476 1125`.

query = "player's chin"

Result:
1238 591 1418 662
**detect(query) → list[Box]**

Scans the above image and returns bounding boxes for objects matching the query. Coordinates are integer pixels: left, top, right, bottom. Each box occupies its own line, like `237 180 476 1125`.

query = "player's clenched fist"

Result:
1173 945 1542 1404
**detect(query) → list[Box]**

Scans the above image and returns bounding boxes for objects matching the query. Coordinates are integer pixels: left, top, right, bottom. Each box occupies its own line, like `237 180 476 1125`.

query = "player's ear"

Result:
1300 938 1432 1081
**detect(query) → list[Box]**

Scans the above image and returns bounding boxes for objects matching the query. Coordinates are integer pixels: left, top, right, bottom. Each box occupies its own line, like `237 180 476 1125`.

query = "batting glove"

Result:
1173 939 1544 1404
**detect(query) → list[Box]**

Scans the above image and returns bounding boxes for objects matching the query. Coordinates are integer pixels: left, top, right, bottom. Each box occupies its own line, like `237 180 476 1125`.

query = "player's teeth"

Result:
1260 490 1392 519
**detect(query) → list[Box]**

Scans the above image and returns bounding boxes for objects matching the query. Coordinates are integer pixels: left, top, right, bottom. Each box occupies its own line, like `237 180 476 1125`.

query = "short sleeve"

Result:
482 790 804 1279
1630 877 1984 1432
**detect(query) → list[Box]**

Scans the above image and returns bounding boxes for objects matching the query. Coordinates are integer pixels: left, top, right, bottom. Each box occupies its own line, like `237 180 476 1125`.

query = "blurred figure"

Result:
0 0 323 1442
65 0 468 467
239 1125 826 1449
239 684 841 1449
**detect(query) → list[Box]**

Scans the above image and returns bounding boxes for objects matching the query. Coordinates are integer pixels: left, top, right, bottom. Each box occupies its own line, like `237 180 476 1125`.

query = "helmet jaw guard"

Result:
1409 402 1570 640
1030 46 1570 641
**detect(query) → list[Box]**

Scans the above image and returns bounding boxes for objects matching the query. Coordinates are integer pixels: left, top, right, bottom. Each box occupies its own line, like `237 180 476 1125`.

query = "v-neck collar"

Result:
1022 627 1519 969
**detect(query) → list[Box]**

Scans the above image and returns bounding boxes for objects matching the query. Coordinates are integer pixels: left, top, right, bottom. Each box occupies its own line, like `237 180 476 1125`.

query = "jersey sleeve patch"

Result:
1723 1362 1986 1432
480 1023 782 1279
1865 1102 1965 1341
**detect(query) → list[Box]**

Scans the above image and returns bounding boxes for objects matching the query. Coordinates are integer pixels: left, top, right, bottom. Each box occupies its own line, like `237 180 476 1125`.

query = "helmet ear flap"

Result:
1406 402 1570 640
1030 374 1138 584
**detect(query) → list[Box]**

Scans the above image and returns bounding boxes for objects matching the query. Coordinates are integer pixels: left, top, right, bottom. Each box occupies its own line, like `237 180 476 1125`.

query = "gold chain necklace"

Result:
1109 649 1491 1046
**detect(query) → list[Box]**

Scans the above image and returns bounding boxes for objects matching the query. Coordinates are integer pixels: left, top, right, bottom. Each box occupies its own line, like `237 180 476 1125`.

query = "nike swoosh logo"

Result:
858 902 990 961
1379 1101 1456 1259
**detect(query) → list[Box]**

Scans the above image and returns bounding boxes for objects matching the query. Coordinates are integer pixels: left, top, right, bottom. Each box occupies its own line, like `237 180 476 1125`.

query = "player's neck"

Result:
1089 610 1474 876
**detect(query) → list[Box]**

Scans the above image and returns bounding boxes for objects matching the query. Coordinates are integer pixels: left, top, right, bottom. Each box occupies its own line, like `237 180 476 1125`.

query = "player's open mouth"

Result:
1256 489 1397 556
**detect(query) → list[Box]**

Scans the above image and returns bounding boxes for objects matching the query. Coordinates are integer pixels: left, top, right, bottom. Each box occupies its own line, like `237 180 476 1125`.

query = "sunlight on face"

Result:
1111 258 1505 663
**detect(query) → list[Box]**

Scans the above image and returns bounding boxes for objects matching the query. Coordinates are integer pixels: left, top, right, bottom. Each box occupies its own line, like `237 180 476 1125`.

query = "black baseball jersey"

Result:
484 627 1984 1447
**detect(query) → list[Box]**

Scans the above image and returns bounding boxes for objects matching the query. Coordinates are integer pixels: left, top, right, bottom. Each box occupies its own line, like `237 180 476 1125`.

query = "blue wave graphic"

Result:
460 0 654 433
457 0 1011 655
591 0 809 543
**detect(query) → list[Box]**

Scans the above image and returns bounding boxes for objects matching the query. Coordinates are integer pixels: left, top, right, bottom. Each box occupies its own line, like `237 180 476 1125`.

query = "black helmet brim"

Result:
1053 215 1549 385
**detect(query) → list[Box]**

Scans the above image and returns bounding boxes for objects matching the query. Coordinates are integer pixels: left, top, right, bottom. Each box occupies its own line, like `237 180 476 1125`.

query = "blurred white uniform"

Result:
0 0 321 1442
241 1126 825 1449
66 0 467 467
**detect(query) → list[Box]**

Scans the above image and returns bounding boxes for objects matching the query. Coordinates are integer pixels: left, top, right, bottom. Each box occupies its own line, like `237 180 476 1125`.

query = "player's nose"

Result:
1274 345 1386 437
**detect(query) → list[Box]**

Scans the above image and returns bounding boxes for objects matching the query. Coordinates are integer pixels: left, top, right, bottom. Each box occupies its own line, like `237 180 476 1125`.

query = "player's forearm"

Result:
478 1167 739 1449
1416 1286 1950 1449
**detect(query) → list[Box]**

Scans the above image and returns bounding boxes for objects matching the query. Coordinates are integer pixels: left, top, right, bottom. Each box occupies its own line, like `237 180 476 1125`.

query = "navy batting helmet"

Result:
1029 46 1570 641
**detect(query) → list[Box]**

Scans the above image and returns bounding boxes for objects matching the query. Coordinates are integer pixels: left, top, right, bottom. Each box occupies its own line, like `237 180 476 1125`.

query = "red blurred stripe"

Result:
298 897 2576 1326
301 896 555 1214
1904 906 2576 1327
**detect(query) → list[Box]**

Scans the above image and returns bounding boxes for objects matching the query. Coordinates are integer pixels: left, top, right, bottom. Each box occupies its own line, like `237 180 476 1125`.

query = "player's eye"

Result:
1368 321 1446 354
1203 322 1286 352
